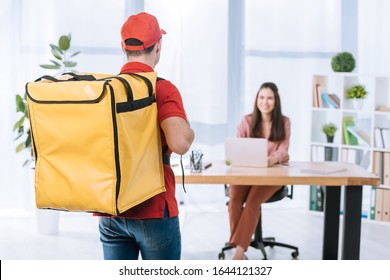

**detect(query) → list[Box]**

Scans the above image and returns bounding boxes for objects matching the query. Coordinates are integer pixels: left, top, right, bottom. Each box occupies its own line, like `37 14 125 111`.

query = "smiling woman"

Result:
227 82 291 260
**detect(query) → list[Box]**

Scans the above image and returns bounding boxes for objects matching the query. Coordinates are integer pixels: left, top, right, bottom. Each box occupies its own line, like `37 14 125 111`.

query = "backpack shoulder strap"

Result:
162 145 170 165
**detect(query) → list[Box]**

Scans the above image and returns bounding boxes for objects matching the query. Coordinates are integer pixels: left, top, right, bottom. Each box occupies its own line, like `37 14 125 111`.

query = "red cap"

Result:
121 12 166 51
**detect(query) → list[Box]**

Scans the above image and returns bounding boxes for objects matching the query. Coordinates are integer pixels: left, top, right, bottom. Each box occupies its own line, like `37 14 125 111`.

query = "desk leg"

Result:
341 185 362 260
322 186 341 260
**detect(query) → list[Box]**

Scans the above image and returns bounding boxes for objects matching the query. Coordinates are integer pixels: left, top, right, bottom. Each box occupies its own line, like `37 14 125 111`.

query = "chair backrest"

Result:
265 185 293 203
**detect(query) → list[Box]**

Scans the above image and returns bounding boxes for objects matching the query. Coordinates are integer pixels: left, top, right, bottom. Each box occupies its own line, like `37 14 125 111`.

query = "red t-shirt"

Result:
95 62 187 219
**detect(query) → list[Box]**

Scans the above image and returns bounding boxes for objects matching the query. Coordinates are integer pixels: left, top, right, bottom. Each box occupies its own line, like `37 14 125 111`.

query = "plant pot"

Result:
35 209 60 235
352 98 364 110
225 165 232 173
324 147 333 161
29 168 60 235
326 135 334 143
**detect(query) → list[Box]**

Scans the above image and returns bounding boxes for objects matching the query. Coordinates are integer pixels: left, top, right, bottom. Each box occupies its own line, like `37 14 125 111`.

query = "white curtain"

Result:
244 0 341 164
359 0 390 75
0 0 32 209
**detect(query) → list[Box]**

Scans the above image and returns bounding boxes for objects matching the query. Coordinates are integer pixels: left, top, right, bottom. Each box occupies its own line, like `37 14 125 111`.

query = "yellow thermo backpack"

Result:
26 72 166 215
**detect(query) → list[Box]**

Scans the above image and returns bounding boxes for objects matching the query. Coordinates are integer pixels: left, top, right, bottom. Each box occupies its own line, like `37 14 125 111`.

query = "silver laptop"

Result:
225 138 268 168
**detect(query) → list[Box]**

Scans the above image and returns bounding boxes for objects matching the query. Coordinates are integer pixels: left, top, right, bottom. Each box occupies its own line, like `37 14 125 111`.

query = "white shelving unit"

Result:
310 73 390 220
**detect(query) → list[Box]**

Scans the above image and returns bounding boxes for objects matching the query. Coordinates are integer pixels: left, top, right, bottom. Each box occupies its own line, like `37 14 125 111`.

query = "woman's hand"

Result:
267 156 278 167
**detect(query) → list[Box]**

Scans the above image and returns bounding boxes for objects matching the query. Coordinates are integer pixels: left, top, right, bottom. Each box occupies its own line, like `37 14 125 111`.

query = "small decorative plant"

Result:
331 52 356 72
39 33 81 72
322 123 337 143
322 123 337 137
13 34 80 166
346 84 368 99
225 160 232 172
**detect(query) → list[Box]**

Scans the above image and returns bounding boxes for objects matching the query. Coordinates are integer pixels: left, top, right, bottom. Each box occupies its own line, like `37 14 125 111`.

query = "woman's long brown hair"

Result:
250 82 286 141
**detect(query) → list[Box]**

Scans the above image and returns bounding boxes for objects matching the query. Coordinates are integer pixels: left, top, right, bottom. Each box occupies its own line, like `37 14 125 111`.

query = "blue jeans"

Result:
98 209 181 260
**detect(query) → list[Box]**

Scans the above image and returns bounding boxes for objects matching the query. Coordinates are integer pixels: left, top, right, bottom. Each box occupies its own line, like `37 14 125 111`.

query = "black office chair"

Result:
218 185 299 260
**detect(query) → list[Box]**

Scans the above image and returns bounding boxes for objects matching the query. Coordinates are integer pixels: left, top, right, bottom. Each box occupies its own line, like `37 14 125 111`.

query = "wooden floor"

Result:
1 202 390 260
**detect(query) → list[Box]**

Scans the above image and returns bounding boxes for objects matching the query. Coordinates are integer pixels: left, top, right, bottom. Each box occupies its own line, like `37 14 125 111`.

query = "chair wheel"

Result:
292 251 299 259
218 252 225 260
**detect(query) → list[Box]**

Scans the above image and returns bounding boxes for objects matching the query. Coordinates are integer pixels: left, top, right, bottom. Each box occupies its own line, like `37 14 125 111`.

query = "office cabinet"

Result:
310 73 390 221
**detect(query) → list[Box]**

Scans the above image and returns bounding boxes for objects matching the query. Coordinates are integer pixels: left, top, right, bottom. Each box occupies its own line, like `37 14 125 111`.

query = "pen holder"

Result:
190 150 203 173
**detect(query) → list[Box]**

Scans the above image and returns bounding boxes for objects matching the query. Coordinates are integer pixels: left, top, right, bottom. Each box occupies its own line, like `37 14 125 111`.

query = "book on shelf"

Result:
309 186 317 211
381 128 390 149
311 145 325 162
372 151 384 182
328 94 340 108
375 188 384 221
383 189 390 222
346 126 370 146
374 187 390 221
321 93 339 109
348 148 357 164
377 104 390 112
320 93 330 108
324 146 333 161
314 83 328 108
342 116 358 145
370 187 376 220
316 186 324 211
309 185 325 212
374 127 385 148
384 152 390 186
341 148 348 163
359 150 370 169
362 186 371 219
316 84 322 107
309 185 324 211
313 83 319 107
311 145 338 162
341 148 368 167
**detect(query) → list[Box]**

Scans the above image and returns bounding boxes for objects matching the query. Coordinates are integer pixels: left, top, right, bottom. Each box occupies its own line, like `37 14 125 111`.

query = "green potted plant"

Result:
346 84 368 110
346 84 368 99
13 34 80 235
14 34 81 167
225 159 232 172
331 52 356 72
322 123 337 143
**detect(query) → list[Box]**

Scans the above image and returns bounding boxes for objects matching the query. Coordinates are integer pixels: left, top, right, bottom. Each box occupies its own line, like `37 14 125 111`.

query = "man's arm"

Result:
161 116 194 155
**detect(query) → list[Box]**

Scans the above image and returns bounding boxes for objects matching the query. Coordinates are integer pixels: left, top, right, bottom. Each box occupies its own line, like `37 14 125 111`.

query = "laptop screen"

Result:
225 138 268 168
